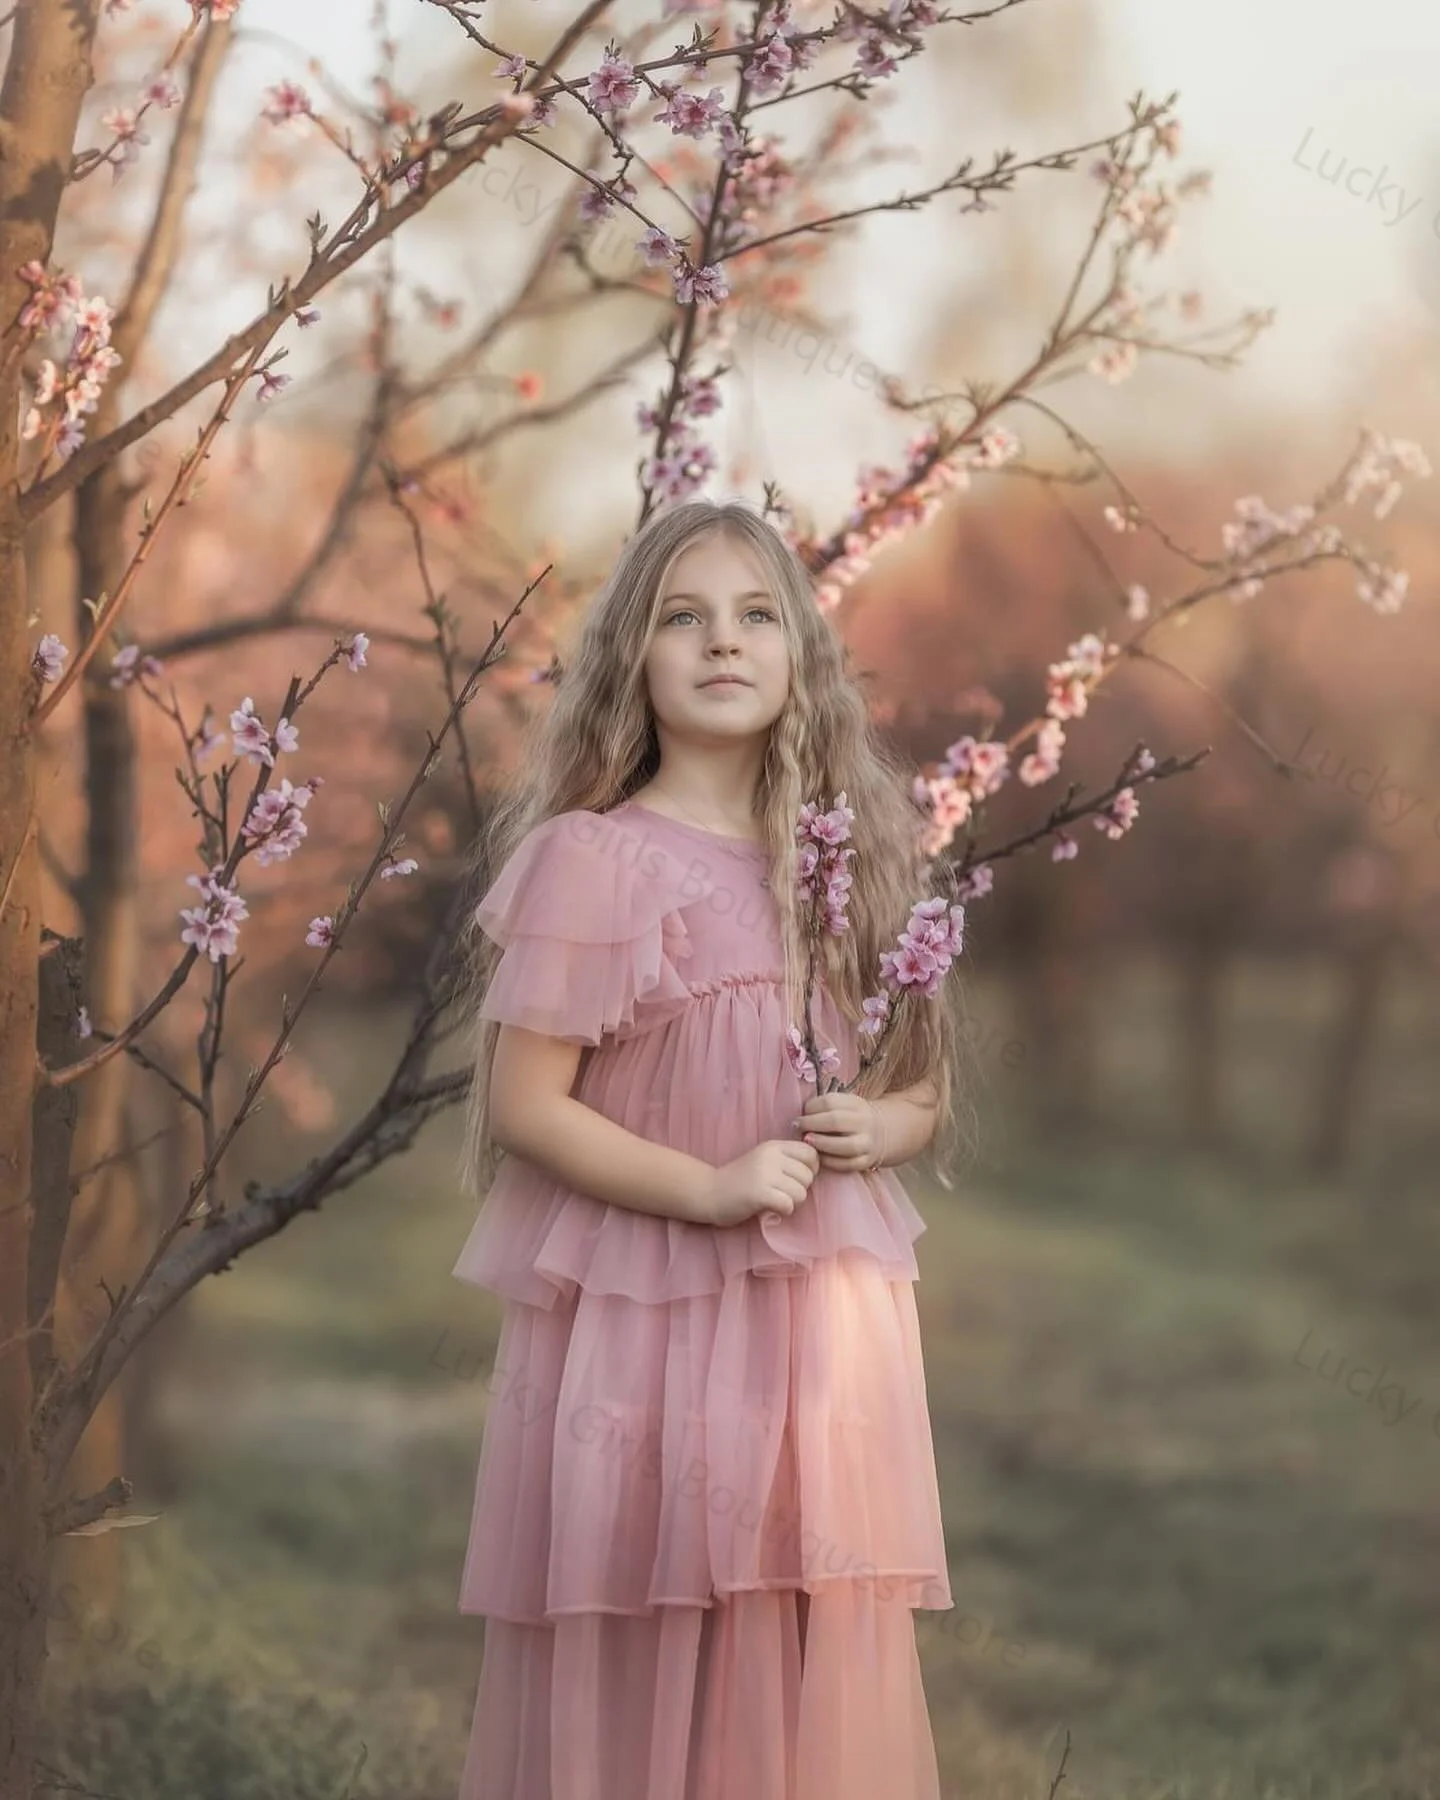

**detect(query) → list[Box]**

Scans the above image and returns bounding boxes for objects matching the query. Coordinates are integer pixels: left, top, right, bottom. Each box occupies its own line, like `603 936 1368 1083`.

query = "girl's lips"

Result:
700 677 749 689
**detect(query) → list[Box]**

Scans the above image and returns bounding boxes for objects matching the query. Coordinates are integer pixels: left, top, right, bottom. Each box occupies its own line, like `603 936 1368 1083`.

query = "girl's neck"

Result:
627 780 760 841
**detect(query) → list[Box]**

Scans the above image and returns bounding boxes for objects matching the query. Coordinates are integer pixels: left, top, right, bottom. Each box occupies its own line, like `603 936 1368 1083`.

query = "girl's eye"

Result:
663 607 776 625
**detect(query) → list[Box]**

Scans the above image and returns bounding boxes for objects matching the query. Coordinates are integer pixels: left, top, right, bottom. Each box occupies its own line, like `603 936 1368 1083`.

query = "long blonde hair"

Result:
458 498 980 1196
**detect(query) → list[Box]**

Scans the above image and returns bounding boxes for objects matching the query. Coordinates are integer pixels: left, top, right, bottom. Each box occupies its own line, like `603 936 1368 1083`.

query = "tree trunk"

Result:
48 459 146 1620
1177 938 1225 1144
0 7 103 1796
1305 927 1396 1175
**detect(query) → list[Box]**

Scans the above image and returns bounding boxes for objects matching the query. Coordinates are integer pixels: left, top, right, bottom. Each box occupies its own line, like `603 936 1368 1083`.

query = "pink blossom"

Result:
32 634 68 683
587 49 640 115
1093 787 1139 840
654 84 728 140
242 777 316 866
380 856 418 880
1125 583 1150 621
1356 566 1408 614
257 369 291 402
746 36 794 95
954 863 993 903
109 643 164 688
179 870 249 962
295 305 321 328
971 427 1020 469
345 632 369 671
641 436 716 504
858 993 891 1039
1052 836 1078 862
854 33 899 79
637 225 683 269
494 53 527 80
145 73 184 110
1019 718 1066 787
784 1024 839 1084
99 107 150 186
1103 504 1136 533
229 697 296 767
195 710 226 762
263 81 311 126
306 915 335 949
673 262 730 307
1089 343 1138 384
77 1005 94 1039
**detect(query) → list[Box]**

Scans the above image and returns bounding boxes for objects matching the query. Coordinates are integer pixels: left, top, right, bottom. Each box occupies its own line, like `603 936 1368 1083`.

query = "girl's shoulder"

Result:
477 808 722 949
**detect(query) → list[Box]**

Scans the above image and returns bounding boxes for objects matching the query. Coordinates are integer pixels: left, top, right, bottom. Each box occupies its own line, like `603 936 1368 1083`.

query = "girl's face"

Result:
642 533 792 748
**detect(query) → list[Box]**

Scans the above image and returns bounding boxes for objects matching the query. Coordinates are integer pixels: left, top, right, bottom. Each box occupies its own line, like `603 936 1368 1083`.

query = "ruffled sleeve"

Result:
474 810 714 1045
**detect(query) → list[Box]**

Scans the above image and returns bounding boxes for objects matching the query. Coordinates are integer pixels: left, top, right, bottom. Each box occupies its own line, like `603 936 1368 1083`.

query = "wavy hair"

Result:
457 498 981 1197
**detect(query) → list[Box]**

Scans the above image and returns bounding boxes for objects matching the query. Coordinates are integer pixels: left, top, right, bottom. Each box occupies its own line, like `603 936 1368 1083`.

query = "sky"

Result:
192 0 1440 505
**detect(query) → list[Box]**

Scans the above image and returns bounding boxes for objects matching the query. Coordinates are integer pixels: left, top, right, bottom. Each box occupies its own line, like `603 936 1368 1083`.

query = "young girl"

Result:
451 498 973 1800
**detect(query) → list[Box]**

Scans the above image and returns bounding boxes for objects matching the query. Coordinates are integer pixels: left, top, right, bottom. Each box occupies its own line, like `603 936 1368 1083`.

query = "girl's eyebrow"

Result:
659 590 773 604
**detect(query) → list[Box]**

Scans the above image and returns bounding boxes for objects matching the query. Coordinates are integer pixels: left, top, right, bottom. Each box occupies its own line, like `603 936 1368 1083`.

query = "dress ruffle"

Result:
476 811 722 1046
459 1256 951 1623
452 1163 927 1308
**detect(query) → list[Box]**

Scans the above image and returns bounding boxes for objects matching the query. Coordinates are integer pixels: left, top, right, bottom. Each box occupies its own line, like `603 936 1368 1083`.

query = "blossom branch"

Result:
57 570 547 1432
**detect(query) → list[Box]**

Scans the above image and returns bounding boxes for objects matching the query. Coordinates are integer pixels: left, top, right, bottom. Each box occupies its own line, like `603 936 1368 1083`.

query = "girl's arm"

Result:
491 1024 716 1225
870 1077 940 1169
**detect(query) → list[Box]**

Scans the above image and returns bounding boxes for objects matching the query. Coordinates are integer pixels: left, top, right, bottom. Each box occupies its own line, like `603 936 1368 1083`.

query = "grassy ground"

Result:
35 957 1440 1799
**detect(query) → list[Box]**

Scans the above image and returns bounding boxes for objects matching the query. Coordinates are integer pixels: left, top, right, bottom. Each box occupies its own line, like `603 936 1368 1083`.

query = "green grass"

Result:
36 958 1440 1798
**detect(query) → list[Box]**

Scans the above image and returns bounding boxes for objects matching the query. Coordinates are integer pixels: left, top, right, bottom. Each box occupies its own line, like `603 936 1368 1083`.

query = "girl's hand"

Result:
794 1092 884 1173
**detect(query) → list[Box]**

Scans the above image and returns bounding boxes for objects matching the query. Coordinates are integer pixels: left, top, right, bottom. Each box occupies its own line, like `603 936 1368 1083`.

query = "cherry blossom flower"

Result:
179 871 249 962
145 73 183 110
77 1005 93 1039
1019 717 1067 787
19 270 122 459
746 36 795 95
229 697 296 767
109 643 164 688
263 81 311 126
1093 787 1140 840
379 856 419 880
100 107 151 182
32 634 68 683
257 369 290 403
637 225 683 269
673 262 730 307
854 33 900 79
1103 504 1137 533
1089 342 1139 384
494 53 527 80
587 49 640 115
1052 836 1078 862
1125 583 1150 621
971 427 1020 469
858 993 891 1039
784 1024 840 1084
295 305 321 328
195 710 226 762
305 916 335 949
954 863 994 903
242 777 318 867
654 83 728 139
1356 567 1409 614
345 632 369 671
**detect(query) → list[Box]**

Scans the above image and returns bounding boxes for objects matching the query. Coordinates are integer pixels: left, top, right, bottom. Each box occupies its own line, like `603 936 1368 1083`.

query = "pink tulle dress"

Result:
453 800 952 1800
